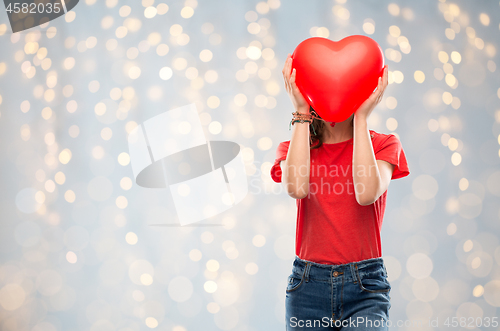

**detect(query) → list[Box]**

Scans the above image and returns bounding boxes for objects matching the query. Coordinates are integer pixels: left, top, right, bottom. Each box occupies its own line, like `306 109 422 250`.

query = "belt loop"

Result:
350 263 357 284
303 262 311 282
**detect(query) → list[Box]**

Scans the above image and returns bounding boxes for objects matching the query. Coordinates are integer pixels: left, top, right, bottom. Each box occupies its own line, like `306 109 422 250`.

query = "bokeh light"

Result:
1 1 500 330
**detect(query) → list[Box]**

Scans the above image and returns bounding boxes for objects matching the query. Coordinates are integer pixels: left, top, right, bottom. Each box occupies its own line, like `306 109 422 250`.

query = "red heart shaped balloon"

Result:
291 35 385 122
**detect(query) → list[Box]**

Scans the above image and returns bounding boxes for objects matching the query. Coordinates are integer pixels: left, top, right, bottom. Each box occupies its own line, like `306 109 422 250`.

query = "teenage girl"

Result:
270 54 410 330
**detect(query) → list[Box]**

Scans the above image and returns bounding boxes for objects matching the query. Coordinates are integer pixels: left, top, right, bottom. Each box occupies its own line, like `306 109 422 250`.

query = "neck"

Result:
321 115 354 144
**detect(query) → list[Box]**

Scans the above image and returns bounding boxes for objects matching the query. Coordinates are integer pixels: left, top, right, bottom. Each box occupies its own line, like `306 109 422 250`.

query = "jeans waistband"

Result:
291 255 387 283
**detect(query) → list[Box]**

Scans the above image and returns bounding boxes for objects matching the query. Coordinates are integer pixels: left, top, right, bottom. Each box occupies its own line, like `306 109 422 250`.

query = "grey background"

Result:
0 0 499 330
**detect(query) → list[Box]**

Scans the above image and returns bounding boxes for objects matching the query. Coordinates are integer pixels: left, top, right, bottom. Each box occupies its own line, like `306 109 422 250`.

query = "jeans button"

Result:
333 271 339 277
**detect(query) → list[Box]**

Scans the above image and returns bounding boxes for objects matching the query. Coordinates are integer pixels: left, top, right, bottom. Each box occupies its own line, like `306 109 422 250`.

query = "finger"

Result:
283 54 290 75
377 79 384 96
283 57 291 90
291 69 301 92
381 67 386 88
287 56 292 79
377 88 385 103
282 56 288 75
290 68 296 84
282 55 288 73
285 63 292 90
288 74 295 93
381 73 388 93
283 69 288 91
380 85 386 98
283 72 290 93
287 58 294 90
373 77 382 95
378 79 385 96
290 68 298 92
378 89 384 101
381 86 386 95
282 67 289 92
284 57 290 83
373 80 384 103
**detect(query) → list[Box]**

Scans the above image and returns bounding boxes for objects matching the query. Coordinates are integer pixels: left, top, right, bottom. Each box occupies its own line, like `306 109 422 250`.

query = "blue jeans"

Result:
285 256 392 330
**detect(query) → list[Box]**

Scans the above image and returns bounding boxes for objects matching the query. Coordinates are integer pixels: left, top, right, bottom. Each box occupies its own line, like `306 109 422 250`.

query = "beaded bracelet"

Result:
289 110 318 135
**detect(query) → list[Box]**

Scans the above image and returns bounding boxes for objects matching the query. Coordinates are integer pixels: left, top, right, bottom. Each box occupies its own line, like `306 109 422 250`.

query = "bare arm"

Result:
352 65 394 205
281 54 310 199
352 117 395 205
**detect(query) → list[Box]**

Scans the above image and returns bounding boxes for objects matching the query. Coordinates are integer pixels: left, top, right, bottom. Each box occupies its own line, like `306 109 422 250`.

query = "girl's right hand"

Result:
282 54 309 114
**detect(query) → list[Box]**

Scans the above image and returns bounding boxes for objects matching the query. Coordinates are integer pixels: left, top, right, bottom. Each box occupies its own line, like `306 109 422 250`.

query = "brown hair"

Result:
309 106 353 150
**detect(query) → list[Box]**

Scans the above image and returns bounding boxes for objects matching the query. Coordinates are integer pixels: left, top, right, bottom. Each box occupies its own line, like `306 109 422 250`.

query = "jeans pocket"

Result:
286 274 304 293
357 269 391 293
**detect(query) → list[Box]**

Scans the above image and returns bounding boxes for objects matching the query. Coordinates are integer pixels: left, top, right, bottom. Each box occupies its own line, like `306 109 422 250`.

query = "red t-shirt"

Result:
270 130 410 265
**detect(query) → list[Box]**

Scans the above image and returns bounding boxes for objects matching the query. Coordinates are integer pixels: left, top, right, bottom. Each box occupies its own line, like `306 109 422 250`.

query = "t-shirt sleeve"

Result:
374 134 410 180
270 141 290 183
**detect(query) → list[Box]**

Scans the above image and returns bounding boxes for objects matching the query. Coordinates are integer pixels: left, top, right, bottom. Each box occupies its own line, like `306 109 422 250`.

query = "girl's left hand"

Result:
354 65 388 120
